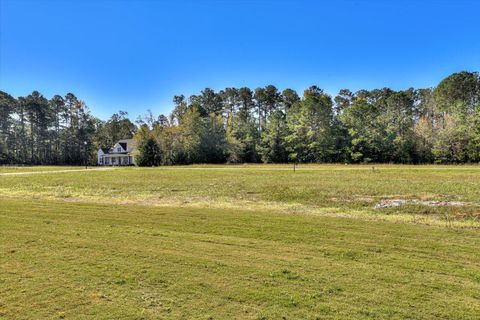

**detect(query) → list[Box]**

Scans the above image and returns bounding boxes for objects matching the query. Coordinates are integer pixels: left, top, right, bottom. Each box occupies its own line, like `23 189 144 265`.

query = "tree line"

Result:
1 71 479 165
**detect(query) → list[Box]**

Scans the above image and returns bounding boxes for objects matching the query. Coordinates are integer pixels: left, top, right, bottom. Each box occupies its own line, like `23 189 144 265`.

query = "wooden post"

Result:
84 141 88 169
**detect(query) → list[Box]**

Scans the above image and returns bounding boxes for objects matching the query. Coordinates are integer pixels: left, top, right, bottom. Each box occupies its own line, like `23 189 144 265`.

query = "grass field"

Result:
0 166 84 174
1 165 479 319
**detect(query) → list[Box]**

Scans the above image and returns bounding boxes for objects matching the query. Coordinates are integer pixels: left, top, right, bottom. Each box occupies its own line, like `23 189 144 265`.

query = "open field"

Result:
1 165 479 319
1 164 479 227
0 166 85 174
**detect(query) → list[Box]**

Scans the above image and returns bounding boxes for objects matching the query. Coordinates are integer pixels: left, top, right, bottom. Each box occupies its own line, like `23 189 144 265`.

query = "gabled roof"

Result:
99 139 137 155
117 139 137 152
118 139 134 144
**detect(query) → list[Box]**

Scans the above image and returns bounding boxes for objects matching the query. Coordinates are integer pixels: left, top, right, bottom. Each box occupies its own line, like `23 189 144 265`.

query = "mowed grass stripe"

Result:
1 198 479 319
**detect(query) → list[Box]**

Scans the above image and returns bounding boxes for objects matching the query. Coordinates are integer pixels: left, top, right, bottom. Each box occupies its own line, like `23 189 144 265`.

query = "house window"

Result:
117 147 122 152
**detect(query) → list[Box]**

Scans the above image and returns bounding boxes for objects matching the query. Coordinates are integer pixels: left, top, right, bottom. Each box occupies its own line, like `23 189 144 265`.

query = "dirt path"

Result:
0 168 114 176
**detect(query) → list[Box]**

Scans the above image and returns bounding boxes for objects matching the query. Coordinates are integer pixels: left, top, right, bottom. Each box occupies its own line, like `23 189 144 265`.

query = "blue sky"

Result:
1 0 479 120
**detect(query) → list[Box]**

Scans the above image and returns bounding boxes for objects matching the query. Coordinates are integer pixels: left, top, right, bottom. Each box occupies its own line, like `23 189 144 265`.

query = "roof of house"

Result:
118 139 135 145
98 139 136 155
120 139 136 151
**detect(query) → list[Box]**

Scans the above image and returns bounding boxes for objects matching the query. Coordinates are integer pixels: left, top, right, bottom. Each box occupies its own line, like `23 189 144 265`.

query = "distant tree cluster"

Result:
133 71 480 165
1 71 479 165
0 92 136 165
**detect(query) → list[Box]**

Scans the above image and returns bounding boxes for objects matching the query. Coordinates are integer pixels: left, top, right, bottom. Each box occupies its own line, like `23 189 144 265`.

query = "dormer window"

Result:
117 147 122 152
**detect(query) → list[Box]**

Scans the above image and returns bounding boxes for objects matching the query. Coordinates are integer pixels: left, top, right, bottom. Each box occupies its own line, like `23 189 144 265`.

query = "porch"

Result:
101 154 134 166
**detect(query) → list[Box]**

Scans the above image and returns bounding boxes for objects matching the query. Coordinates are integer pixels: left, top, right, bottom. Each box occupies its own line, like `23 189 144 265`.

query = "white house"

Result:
97 139 137 166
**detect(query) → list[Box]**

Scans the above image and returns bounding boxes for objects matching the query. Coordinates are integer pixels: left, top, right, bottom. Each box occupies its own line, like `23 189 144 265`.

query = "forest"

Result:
0 71 479 165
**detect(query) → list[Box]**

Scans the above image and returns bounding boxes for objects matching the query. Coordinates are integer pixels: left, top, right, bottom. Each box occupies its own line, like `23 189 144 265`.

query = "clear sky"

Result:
1 0 479 120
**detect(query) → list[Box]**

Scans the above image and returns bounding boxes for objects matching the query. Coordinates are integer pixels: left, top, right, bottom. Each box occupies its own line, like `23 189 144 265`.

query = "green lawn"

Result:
1 165 479 226
0 166 83 173
1 165 479 319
